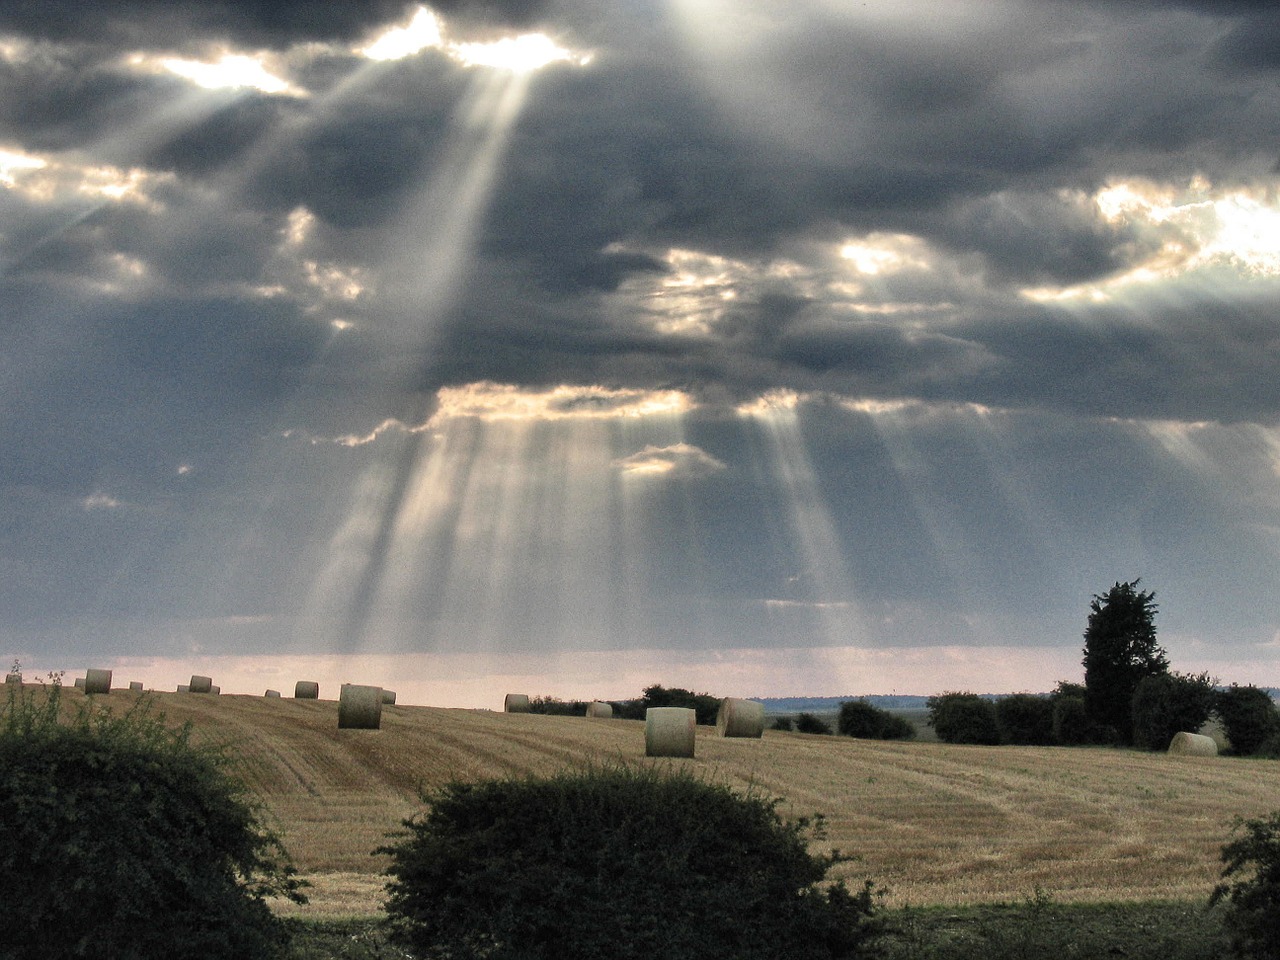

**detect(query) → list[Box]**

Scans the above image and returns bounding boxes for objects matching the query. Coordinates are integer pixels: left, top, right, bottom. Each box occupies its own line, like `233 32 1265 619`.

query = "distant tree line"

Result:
926 581 1280 755
527 684 722 724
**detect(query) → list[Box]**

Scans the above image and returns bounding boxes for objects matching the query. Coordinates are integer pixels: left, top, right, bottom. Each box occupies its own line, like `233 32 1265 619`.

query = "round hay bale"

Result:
265 689 281 698
294 680 320 699
209 686 220 695
1168 731 1218 756
504 693 531 713
188 675 212 694
73 677 85 689
177 684 189 693
338 684 383 730
128 681 143 691
586 701 613 718
645 707 697 758
83 669 112 694
5 671 21 684
381 690 397 705
716 697 765 738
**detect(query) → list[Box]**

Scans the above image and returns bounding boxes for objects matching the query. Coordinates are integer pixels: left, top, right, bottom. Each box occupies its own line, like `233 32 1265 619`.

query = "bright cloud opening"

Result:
142 52 302 96
450 33 592 73
613 443 727 480
361 6 445 61
1024 177 1280 301
839 233 931 275
360 5 591 72
433 382 692 423
0 147 45 187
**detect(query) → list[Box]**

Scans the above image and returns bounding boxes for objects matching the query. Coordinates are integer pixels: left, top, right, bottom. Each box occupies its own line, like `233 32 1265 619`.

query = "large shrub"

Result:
616 684 722 724
1212 811 1280 959
1130 671 1216 751
837 700 915 740
1051 695 1093 746
995 694 1055 746
0 676 305 960
927 692 1000 745
380 764 882 960
1216 685 1280 756
796 711 834 735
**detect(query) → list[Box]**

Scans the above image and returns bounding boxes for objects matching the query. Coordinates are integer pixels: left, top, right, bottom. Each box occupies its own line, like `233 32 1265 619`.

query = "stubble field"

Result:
68 688 1280 918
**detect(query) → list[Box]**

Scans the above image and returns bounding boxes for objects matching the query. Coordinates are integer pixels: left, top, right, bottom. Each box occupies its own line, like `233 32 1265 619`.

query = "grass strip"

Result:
283 899 1231 959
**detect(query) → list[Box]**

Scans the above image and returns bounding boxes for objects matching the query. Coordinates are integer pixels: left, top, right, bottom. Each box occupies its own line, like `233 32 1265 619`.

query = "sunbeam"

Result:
737 391 865 650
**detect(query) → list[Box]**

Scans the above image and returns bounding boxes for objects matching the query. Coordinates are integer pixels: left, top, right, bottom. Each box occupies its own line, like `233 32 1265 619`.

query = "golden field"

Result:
52 687 1280 917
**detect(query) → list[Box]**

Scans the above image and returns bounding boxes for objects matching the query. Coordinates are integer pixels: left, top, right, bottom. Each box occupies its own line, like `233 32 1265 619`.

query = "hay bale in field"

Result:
381 690 397 705
83 669 112 694
265 689 281 698
128 681 143 691
177 685 189 693
5 671 21 684
716 697 765 738
1168 731 1218 756
73 677 85 689
294 680 320 699
209 686 220 695
338 684 383 730
188 675 212 694
645 707 697 758
504 693 531 713
586 701 613 718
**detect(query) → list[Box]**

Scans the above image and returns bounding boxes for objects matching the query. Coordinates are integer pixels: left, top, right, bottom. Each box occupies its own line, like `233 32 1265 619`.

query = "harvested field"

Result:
56 687 1280 917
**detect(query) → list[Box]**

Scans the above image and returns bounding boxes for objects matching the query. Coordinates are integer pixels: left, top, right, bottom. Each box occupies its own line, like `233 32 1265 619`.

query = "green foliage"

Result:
379 763 883 960
526 695 589 716
796 711 835 735
994 694 1055 746
772 716 795 731
615 684 721 724
1212 811 1280 960
1082 580 1169 746
1051 695 1093 746
882 900 1229 960
0 673 305 960
838 700 915 740
1130 671 1217 751
1216 685 1280 756
926 693 1000 745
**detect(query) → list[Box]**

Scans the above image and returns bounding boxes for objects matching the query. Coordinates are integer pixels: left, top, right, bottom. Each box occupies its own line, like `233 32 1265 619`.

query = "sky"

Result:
3 0 1280 706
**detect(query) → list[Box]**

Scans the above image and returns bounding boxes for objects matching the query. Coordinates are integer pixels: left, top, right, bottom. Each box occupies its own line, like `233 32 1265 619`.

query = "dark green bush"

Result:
772 716 795 731
0 675 305 960
1130 671 1216 751
994 694 1055 746
527 695 588 716
1212 810 1280 959
1051 695 1093 745
380 764 882 960
615 684 722 724
796 712 835 735
926 693 1000 745
1216 685 1280 756
838 700 915 740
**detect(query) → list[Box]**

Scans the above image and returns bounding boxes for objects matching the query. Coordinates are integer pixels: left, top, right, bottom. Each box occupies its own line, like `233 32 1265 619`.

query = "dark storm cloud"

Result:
3 0 1280 676
0 0 414 48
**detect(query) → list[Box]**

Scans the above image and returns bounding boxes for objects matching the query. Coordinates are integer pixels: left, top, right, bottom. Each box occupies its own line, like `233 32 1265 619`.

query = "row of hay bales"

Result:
503 692 767 759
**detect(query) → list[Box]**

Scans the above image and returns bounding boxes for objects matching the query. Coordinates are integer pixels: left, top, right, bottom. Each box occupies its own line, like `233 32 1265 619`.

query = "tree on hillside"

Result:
1082 580 1168 745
